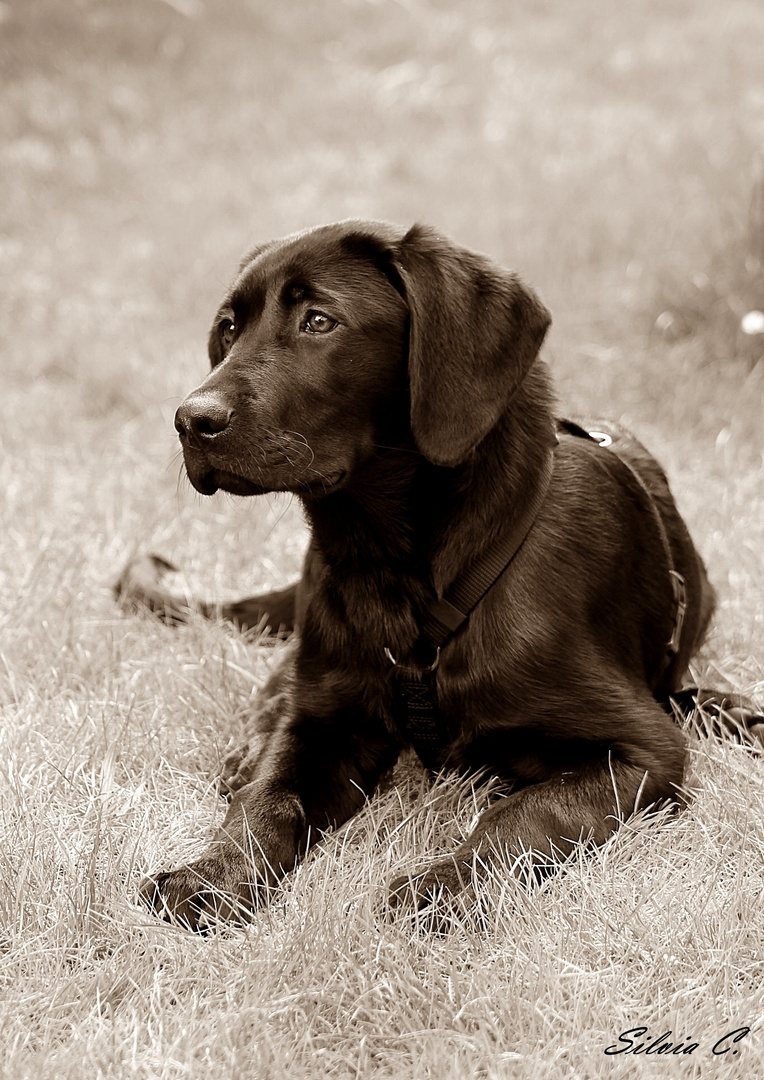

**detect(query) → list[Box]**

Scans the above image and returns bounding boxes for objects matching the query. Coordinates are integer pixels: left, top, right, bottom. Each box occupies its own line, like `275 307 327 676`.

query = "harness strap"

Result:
557 420 687 662
390 663 443 771
390 422 688 771
390 445 556 770
419 448 556 650
668 571 687 656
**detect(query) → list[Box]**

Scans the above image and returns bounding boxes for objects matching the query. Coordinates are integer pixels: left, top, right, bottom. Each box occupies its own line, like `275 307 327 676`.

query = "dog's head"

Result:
175 220 551 497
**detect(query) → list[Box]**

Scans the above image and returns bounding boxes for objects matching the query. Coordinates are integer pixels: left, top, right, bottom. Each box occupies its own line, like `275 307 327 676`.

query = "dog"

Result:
118 220 763 929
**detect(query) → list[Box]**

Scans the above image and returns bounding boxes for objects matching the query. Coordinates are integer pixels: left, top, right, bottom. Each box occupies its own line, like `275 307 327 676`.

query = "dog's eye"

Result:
220 318 235 348
302 311 337 334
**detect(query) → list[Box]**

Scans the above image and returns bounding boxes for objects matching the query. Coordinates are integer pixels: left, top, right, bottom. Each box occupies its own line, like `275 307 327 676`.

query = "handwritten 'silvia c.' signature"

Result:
604 1026 751 1057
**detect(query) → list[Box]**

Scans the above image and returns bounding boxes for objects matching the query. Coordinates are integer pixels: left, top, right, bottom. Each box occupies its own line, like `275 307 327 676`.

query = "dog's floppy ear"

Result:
393 224 551 466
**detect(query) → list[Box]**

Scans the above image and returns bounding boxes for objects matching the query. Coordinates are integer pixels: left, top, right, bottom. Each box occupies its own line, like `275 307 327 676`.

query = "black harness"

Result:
387 422 686 771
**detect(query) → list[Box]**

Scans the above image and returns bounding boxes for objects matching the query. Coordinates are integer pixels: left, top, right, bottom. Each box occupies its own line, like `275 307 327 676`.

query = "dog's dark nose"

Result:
175 395 233 447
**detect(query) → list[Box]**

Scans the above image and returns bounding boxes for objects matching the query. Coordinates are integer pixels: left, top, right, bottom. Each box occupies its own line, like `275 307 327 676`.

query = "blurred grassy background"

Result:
2 2 764 1076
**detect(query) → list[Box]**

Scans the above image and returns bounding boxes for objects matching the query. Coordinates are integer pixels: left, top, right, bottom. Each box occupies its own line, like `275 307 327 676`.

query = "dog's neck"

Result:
299 364 556 653
424 365 557 593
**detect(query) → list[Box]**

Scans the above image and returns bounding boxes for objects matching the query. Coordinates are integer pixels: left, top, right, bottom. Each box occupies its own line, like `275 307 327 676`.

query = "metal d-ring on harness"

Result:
386 422 688 773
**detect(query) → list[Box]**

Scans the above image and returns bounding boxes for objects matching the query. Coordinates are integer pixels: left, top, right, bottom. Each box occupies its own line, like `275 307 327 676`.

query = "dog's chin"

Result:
186 468 271 497
188 467 348 498
296 470 348 498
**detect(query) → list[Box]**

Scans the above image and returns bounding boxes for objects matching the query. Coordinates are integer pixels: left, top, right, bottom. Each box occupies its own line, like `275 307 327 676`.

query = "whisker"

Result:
282 429 315 468
165 447 185 476
371 442 426 458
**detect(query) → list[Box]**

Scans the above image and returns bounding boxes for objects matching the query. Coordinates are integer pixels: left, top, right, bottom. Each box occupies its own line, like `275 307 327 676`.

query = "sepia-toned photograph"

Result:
1 0 763 1075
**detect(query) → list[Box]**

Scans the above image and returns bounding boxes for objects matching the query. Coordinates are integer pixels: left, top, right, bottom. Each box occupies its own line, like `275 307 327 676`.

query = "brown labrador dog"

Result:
120 220 762 929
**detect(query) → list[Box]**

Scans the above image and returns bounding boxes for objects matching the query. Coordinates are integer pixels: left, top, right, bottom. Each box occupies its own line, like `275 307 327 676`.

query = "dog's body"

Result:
122 220 759 928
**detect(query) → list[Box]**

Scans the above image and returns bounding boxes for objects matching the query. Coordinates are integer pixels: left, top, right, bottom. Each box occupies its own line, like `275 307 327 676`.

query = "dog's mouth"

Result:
192 470 264 497
191 467 348 498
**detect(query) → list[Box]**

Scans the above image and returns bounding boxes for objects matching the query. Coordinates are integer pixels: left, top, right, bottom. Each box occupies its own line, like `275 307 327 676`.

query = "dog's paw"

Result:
139 852 261 932
675 689 764 746
114 553 191 624
722 707 764 744
219 735 269 798
718 694 764 743
387 857 473 915
749 719 764 743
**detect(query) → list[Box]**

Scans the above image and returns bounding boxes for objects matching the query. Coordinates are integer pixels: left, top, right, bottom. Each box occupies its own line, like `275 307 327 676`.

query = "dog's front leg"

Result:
141 713 400 931
389 741 686 915
219 639 299 797
141 775 307 929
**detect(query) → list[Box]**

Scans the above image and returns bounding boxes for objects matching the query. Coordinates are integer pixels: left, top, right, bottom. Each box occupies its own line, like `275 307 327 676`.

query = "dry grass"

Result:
1 0 764 1076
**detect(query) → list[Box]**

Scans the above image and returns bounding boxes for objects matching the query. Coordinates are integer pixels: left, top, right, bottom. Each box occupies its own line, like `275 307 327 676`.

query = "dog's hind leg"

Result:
114 553 299 635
